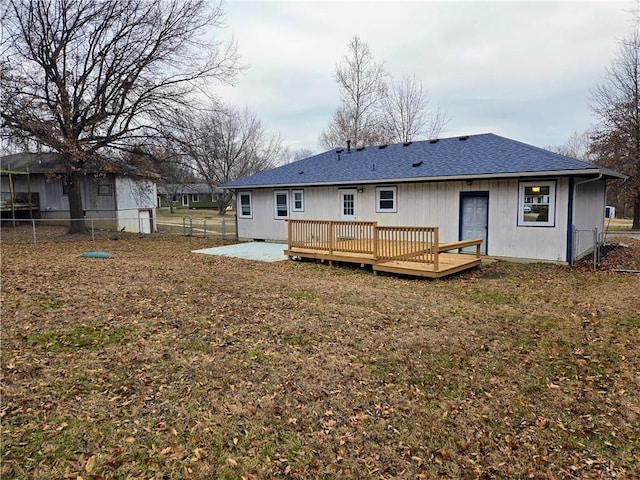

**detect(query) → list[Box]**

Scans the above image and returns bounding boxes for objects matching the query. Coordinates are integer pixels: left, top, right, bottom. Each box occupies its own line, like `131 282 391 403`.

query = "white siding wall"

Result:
572 180 606 259
236 178 575 261
573 180 605 231
114 178 157 233
115 178 157 209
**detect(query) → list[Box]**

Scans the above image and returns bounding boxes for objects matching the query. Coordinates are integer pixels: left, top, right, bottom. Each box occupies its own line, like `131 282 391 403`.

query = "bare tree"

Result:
381 74 447 143
145 146 198 214
175 104 283 215
552 131 593 160
319 36 388 149
1 0 241 232
591 27 640 228
282 147 316 164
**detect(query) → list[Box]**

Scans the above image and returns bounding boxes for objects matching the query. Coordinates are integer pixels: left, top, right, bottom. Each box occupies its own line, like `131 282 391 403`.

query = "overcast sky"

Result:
213 0 633 154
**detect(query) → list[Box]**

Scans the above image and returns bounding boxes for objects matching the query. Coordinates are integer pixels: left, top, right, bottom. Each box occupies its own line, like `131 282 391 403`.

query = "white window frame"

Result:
191 194 199 203
238 192 252 218
292 189 304 212
376 186 397 213
517 180 556 227
274 190 289 219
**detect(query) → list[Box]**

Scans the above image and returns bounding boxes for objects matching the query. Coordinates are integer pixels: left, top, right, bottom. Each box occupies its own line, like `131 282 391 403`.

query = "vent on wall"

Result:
459 136 469 141
412 160 423 167
378 144 388 149
403 142 412 147
429 139 439 144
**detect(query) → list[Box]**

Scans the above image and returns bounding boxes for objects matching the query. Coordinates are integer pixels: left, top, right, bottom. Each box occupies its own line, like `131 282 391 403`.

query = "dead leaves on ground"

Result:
1 236 639 479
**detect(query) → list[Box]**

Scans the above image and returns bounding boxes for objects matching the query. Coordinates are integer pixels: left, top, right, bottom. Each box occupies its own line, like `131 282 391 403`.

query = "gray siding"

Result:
237 176 583 262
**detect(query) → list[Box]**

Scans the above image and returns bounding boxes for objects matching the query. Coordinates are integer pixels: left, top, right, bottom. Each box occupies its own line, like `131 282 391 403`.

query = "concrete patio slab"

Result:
192 242 288 262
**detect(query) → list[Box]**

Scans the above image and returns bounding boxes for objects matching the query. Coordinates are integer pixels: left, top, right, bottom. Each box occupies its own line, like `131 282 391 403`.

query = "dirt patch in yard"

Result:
1 236 639 479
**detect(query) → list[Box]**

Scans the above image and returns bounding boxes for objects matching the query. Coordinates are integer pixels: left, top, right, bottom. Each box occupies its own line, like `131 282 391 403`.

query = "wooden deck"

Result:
285 220 482 278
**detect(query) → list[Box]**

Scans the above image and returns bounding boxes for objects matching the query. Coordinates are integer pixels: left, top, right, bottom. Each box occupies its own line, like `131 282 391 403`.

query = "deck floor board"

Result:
284 248 480 278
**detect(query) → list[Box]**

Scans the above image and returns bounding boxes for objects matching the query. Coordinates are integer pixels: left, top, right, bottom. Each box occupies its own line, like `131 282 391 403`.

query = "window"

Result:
518 181 556 227
238 192 252 218
182 195 189 207
97 177 112 196
376 186 397 213
292 190 304 212
192 194 200 203
274 190 289 219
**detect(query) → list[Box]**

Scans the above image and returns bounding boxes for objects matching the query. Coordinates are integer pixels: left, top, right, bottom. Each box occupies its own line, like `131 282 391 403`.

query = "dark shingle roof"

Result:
223 133 624 188
0 153 65 174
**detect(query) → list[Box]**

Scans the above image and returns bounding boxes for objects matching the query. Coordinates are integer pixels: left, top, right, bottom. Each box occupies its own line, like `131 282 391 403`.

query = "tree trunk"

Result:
67 176 86 233
633 194 640 230
217 192 233 216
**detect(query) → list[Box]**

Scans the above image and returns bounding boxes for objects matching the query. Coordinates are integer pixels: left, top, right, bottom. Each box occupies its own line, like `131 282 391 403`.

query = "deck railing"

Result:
287 219 441 266
376 225 439 267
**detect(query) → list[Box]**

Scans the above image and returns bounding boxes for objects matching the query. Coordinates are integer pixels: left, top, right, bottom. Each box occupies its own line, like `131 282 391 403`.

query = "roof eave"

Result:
223 168 621 189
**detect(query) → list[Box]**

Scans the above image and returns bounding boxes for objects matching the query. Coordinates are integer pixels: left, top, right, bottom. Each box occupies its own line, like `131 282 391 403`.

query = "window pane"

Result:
523 186 550 222
276 193 288 216
343 194 354 215
380 190 394 200
97 178 111 196
240 194 251 216
377 188 396 211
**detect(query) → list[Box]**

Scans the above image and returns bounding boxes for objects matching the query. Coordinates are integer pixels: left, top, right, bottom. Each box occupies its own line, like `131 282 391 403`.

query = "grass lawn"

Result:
1 236 639 479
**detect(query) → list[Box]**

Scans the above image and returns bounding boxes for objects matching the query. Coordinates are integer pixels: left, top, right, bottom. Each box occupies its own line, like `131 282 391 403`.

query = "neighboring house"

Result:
1 152 157 233
157 183 224 210
223 133 625 263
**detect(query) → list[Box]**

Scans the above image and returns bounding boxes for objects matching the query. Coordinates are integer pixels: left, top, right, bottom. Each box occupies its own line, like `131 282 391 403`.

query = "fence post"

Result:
593 227 598 270
91 219 95 241
203 218 208 239
222 218 226 239
32 218 37 244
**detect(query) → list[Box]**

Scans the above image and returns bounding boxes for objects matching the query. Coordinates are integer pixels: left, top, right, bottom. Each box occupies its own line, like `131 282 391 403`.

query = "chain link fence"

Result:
0 215 237 244
572 226 627 269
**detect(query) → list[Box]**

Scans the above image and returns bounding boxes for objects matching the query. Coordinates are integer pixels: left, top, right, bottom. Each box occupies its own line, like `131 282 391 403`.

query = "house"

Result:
1 152 157 233
157 183 224 210
223 133 625 263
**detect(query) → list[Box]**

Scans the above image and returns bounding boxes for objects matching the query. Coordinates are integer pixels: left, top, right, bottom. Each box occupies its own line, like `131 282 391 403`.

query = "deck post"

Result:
328 221 334 255
373 222 379 260
433 227 440 271
287 219 292 250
